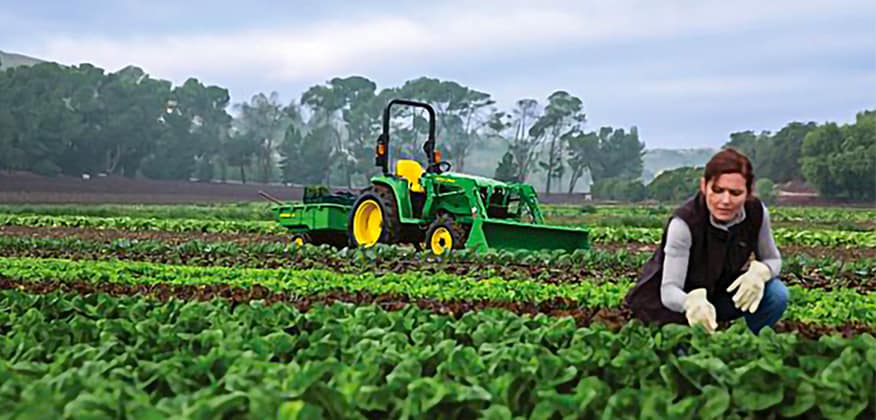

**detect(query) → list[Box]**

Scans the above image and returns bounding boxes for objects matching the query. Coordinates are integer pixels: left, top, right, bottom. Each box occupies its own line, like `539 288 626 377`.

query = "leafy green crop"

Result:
4 213 873 246
1 256 873 325
4 202 872 229
0 235 872 291
1 290 873 419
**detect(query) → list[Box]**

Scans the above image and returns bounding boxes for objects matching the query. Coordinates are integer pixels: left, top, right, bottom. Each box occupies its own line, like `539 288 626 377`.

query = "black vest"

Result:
624 192 764 324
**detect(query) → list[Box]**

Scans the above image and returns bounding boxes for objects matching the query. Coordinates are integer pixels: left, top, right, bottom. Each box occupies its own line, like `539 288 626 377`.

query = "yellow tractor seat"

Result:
396 159 425 193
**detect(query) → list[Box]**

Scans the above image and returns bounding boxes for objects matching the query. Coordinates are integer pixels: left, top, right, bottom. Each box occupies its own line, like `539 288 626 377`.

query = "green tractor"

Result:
347 99 589 255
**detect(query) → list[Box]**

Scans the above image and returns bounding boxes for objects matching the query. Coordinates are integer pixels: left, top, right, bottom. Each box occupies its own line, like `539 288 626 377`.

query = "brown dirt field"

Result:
0 171 306 204
0 171 595 204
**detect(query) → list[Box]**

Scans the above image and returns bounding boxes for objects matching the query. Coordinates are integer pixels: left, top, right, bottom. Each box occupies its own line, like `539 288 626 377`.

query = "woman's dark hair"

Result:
704 147 754 193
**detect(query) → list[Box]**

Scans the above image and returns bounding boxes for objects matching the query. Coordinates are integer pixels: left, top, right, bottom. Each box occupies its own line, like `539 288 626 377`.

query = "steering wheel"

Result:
429 161 452 173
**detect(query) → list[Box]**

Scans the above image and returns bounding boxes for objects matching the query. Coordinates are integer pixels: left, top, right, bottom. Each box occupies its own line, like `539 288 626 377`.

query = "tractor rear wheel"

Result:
348 185 401 248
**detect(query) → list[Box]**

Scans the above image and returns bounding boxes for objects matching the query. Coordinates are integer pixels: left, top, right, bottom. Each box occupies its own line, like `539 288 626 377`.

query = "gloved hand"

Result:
727 260 772 313
683 288 718 333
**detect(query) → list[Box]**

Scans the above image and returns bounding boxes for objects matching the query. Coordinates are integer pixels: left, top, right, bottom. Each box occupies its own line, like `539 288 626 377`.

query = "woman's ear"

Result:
699 177 707 195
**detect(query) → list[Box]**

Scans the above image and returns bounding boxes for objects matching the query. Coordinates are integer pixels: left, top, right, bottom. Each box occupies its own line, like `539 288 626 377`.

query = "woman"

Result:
624 148 788 334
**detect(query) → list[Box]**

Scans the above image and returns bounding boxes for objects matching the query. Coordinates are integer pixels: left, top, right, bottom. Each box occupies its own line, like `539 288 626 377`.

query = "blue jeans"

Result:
713 277 789 334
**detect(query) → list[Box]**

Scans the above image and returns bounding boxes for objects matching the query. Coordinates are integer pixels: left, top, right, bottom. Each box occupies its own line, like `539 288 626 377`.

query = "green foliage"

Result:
0 62 230 179
725 110 874 202
2 291 873 418
591 177 647 202
2 212 874 246
723 122 816 184
4 202 872 229
646 166 702 202
530 91 587 193
392 77 496 174
1 256 875 325
755 178 776 205
0 198 874 418
222 130 259 183
755 122 816 182
1 235 873 288
278 125 332 185
233 91 296 183
801 111 875 201
564 126 646 194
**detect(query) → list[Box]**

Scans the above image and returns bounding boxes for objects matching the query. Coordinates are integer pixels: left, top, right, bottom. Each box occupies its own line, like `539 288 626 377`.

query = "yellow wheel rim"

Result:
353 199 383 247
294 237 304 246
430 227 453 255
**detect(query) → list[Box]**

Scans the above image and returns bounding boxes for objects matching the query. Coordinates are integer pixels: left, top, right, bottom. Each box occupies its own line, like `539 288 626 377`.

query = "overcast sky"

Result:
2 0 874 149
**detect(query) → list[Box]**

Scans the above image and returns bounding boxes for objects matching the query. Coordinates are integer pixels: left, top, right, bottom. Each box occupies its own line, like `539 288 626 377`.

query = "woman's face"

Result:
700 173 748 222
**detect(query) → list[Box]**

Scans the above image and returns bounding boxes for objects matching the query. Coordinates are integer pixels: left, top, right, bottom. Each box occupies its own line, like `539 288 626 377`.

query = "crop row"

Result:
544 203 876 223
3 214 874 247
0 235 871 293
1 257 873 325
1 289 873 419
2 202 873 226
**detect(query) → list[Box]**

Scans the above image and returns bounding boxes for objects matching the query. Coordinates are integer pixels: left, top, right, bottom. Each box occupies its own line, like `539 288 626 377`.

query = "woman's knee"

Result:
765 277 789 310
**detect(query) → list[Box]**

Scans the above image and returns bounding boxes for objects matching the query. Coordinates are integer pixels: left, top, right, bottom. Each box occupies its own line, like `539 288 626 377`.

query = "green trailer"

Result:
262 187 354 248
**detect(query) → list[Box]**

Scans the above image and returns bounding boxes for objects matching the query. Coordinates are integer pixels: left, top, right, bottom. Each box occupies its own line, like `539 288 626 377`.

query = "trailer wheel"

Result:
290 233 310 247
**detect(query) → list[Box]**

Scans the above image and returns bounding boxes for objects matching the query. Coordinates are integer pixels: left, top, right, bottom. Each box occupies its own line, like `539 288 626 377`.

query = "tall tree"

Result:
222 129 259 183
529 91 587 193
507 99 542 182
724 130 759 162
233 92 293 183
278 124 332 185
96 65 172 177
301 76 379 187
141 78 230 180
394 77 495 172
565 131 599 193
588 126 645 181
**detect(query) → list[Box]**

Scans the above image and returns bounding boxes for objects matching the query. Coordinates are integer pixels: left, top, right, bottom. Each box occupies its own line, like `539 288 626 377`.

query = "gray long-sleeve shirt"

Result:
660 202 782 312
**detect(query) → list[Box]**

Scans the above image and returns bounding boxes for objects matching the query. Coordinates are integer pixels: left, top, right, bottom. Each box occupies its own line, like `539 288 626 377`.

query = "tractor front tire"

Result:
348 185 402 248
425 214 467 255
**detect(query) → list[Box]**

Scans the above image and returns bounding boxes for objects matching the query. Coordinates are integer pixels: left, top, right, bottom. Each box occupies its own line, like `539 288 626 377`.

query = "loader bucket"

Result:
468 219 590 252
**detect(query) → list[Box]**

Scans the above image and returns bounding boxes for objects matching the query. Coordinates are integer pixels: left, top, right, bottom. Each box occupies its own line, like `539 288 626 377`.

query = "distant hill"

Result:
643 148 716 183
0 50 45 70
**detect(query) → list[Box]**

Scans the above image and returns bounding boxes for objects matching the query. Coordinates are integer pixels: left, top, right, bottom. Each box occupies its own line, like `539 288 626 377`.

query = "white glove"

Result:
727 260 772 313
683 288 718 333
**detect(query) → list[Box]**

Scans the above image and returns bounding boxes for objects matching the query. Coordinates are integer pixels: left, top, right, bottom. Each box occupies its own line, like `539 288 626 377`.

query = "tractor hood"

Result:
437 172 519 189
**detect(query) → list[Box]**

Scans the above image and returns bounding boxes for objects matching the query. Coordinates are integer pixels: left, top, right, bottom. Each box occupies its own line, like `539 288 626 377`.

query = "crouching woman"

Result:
625 148 789 334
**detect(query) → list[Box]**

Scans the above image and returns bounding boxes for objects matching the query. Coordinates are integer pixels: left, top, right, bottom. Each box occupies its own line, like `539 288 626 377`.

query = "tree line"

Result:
0 61 871 201
0 61 646 194
637 111 874 203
